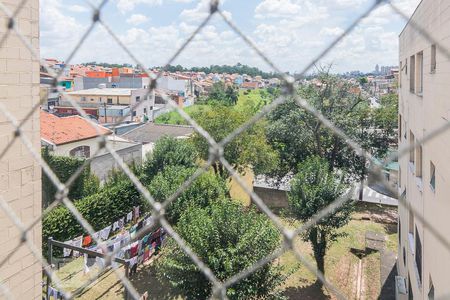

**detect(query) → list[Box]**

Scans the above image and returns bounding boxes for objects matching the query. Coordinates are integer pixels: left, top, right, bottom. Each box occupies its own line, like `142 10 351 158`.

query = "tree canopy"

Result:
156 199 283 299
148 166 228 223
190 106 279 177
207 82 238 106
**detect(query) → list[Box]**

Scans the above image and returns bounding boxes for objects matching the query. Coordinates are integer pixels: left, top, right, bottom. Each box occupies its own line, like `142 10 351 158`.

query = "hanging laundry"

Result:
96 248 105 270
113 240 121 254
100 225 112 241
47 286 59 300
136 220 143 232
82 235 92 247
120 231 130 248
113 221 119 232
137 253 144 265
84 252 96 274
130 241 139 258
126 211 133 223
92 230 101 241
72 236 83 257
133 206 140 220
129 256 138 276
63 240 73 257
118 217 125 230
143 245 150 262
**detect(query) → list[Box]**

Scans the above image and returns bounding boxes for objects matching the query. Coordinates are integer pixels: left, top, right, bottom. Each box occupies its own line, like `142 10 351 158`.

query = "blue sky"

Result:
40 0 421 73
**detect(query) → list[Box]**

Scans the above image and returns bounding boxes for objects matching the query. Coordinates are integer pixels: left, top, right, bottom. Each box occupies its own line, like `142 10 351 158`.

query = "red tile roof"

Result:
40 111 111 145
241 82 259 89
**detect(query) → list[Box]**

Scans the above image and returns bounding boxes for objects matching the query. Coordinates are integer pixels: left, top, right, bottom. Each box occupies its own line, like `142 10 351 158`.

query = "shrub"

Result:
148 166 228 224
42 177 143 257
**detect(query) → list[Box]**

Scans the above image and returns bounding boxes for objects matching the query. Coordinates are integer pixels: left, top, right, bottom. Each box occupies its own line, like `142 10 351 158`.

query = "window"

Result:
408 211 414 252
416 145 423 178
399 114 402 141
107 98 113 104
81 96 86 101
399 61 402 87
132 111 137 117
405 58 408 75
403 247 406 266
430 161 436 191
410 55 415 92
428 276 434 300
416 51 423 94
410 131 415 165
136 96 141 102
431 44 436 73
69 145 90 158
415 227 422 284
143 108 147 114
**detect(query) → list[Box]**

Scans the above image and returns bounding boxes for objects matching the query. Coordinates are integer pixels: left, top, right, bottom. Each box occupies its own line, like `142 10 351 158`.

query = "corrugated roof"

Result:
122 123 194 144
40 111 111 145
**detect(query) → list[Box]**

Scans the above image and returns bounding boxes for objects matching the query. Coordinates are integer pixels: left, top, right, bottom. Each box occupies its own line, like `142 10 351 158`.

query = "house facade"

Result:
397 1 450 299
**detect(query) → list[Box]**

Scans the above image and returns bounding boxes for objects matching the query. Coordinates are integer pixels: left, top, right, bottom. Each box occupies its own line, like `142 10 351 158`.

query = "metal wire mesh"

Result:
0 0 448 299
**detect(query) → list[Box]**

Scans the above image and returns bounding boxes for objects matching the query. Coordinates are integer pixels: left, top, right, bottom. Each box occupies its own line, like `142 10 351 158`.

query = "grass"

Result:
53 204 396 299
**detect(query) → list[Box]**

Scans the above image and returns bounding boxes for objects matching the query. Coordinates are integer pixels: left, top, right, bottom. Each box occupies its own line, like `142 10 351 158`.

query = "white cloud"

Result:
116 0 162 13
68 4 89 13
126 14 149 25
255 0 302 19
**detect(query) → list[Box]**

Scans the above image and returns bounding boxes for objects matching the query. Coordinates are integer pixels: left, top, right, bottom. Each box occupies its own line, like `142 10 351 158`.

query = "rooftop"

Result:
122 123 194 144
67 88 140 96
40 111 111 145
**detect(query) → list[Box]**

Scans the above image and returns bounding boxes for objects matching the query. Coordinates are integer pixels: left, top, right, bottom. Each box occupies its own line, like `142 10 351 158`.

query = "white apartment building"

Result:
398 1 450 299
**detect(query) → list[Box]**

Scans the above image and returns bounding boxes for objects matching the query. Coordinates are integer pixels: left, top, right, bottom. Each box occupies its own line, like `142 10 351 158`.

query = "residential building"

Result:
64 88 153 123
40 111 142 181
0 0 42 298
397 1 450 299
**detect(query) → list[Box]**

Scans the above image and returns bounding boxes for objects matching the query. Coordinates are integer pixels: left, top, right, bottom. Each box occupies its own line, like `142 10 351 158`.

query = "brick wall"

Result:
0 0 42 299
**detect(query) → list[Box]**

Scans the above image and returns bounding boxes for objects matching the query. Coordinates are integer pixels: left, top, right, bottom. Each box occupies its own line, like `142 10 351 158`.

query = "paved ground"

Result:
380 249 397 300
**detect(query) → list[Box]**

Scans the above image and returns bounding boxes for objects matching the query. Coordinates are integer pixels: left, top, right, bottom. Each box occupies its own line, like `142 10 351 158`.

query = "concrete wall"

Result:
0 0 42 298
398 1 450 299
253 187 289 209
90 143 142 182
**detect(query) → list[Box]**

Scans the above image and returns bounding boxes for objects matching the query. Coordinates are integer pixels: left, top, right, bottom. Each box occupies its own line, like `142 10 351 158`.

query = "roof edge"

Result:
399 0 424 37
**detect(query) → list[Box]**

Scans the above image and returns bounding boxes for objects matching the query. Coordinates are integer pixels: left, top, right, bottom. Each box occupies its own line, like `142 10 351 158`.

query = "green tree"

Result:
371 93 398 157
148 166 228 223
156 200 283 299
359 77 368 85
266 69 375 183
141 136 198 184
208 82 238 106
42 147 100 208
288 156 352 283
191 106 278 177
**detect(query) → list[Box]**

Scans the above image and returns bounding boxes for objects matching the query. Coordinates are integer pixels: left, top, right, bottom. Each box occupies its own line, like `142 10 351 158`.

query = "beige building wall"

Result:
398 1 450 299
0 0 42 299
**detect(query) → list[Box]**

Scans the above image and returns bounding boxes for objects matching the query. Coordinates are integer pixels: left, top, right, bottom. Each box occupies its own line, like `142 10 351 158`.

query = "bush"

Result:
148 166 228 223
42 147 99 208
42 177 143 257
141 136 198 184
156 200 283 299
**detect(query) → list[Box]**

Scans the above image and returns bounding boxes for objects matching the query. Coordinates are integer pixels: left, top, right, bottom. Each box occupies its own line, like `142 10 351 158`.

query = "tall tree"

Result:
190 106 278 177
208 82 238 106
266 69 376 183
156 199 283 299
288 156 353 283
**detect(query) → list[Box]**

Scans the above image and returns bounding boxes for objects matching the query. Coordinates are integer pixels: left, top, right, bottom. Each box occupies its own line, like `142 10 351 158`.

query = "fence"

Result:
1 0 450 299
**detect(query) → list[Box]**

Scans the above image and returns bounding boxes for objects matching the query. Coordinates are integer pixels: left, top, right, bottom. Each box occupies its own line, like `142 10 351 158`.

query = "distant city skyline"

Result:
41 0 421 73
